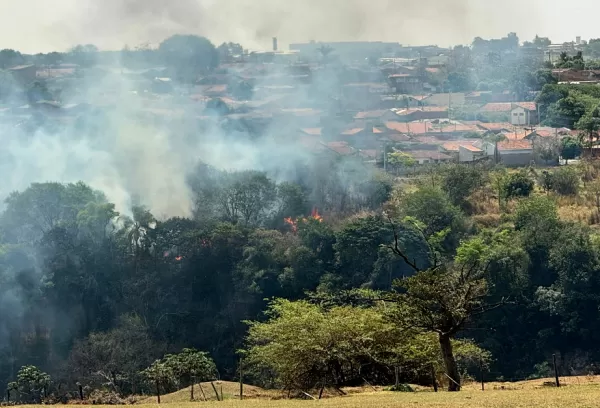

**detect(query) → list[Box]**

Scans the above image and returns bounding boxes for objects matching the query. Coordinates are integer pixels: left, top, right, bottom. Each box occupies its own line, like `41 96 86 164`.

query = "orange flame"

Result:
311 207 323 222
175 256 183 261
284 208 323 234
284 217 298 233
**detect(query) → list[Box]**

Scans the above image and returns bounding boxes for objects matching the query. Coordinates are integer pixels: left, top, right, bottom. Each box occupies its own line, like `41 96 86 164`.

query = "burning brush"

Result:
284 207 323 234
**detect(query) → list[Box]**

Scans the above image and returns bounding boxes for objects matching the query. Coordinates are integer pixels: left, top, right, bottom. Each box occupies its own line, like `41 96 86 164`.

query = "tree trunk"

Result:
190 379 194 401
439 334 461 391
155 379 161 404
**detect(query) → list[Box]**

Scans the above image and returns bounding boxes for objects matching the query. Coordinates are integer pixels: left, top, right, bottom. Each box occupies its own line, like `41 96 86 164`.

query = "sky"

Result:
0 0 596 53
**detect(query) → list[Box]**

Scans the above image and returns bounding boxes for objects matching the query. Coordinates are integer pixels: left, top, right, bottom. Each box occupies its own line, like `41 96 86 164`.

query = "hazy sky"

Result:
0 0 597 53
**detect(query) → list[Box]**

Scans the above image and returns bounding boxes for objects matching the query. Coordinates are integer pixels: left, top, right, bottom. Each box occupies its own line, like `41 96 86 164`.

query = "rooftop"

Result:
441 140 479 152
325 141 355 156
301 128 322 136
385 121 429 135
498 139 533 151
354 110 390 119
480 102 538 113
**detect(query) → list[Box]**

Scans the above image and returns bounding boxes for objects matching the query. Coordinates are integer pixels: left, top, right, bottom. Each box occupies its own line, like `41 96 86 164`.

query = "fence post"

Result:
553 354 560 387
239 358 243 400
480 358 484 391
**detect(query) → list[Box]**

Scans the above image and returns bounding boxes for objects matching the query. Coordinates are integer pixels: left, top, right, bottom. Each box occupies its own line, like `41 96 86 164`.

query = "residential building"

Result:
441 140 484 162
497 139 534 166
404 150 453 165
388 74 422 94
480 102 538 126
392 107 449 122
9 64 37 84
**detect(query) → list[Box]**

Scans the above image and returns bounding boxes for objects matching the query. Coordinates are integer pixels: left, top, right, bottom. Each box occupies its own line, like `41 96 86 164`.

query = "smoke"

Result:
0 0 573 53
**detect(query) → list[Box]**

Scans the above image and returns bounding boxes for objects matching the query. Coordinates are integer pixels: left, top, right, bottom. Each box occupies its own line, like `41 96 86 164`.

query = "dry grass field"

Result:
58 376 600 408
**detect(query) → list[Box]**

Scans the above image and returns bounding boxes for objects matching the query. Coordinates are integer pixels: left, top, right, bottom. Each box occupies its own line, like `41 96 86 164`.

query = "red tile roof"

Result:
354 110 390 119
460 144 484 152
515 102 537 111
480 102 537 112
476 122 514 131
497 139 533 151
384 133 412 142
341 128 364 136
480 103 513 112
301 128 322 136
413 136 445 145
325 141 355 155
385 121 429 135
502 131 534 140
441 140 479 152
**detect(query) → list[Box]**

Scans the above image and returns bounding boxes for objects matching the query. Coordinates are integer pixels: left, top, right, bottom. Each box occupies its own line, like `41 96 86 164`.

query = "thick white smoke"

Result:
0 0 573 53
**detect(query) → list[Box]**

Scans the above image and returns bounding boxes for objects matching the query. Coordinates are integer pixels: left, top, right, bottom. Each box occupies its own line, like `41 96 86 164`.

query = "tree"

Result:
8 365 51 403
217 171 277 226
576 106 600 154
69 44 99 67
560 136 583 163
535 137 560 165
399 186 465 252
141 360 175 404
447 71 473 92
68 315 156 395
550 167 580 196
387 151 416 171
0 48 24 69
159 35 218 82
163 349 217 400
388 260 493 391
545 96 587 128
533 35 551 48
440 164 485 208
245 299 484 391
502 171 534 200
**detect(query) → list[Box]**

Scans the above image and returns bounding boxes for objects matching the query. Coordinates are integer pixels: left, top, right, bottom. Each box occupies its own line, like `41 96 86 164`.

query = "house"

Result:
422 93 466 106
458 145 485 163
476 122 515 133
480 102 538 126
392 107 449 122
385 121 430 136
404 150 453 165
497 139 534 166
9 64 37 84
388 74 422 94
441 141 484 162
324 141 355 156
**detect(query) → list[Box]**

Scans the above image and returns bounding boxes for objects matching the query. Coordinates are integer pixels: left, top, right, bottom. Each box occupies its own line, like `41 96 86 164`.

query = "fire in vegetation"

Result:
285 208 323 233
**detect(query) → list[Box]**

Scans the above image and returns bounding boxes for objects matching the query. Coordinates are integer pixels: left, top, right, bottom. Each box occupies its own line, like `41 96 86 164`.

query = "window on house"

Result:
513 113 518 116
519 113 524 116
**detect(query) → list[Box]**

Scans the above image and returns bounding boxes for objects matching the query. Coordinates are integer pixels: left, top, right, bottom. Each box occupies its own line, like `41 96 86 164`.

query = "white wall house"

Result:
510 104 538 126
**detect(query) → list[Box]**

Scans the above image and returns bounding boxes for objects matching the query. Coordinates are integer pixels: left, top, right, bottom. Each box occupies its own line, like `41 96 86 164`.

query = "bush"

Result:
388 384 414 392
551 167 580 196
503 171 534 199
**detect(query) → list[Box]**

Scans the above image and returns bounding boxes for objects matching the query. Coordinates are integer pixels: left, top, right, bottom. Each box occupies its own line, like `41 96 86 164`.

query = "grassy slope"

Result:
126 376 600 408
